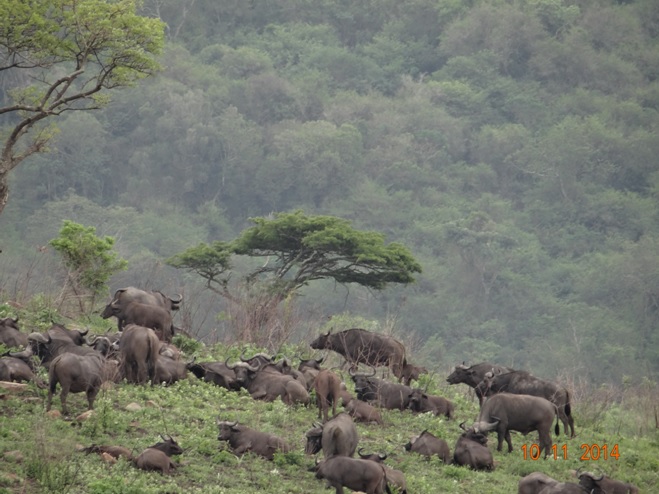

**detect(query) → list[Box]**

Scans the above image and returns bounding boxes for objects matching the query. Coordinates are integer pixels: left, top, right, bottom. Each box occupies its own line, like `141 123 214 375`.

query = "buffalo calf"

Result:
404 430 451 464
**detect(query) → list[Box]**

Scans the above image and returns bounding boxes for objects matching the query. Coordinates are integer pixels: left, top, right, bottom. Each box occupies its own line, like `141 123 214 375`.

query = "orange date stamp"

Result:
522 443 620 461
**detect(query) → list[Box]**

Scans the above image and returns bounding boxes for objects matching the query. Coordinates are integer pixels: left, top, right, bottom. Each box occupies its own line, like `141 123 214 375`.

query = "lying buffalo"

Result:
453 422 494 471
217 420 291 460
518 472 585 494
134 435 183 475
351 368 413 411
408 388 454 419
577 470 639 494
0 356 35 383
472 393 559 458
314 456 391 494
357 449 408 494
0 317 28 348
404 430 451 464
344 398 383 425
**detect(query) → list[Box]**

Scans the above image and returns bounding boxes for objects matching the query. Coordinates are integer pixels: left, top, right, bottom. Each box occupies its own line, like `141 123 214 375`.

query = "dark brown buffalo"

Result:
357 449 408 494
305 412 359 459
298 356 325 390
187 360 239 391
154 355 189 385
477 370 575 437
102 301 174 342
105 287 182 331
404 430 451 463
226 360 310 405
344 397 383 425
314 456 391 494
518 472 586 494
472 393 559 458
446 362 514 404
24 330 98 366
47 323 90 345
408 388 454 419
314 369 342 421
118 324 160 384
310 328 407 380
217 420 291 460
46 352 108 415
399 362 427 386
453 422 494 471
134 435 183 475
577 471 639 494
351 369 413 410
0 356 35 383
0 317 27 348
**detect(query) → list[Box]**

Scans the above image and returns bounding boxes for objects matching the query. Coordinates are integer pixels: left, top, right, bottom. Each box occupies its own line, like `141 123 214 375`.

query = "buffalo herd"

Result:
0 289 641 493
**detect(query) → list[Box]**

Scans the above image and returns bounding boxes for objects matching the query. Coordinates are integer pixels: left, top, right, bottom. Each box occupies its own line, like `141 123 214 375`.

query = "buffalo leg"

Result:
59 386 70 415
504 430 513 453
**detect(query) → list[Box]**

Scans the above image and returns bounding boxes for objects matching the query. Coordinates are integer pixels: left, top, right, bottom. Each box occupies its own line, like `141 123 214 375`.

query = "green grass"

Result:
0 343 657 493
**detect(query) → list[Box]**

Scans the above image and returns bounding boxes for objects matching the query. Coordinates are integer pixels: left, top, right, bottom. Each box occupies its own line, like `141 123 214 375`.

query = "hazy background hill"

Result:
2 0 659 385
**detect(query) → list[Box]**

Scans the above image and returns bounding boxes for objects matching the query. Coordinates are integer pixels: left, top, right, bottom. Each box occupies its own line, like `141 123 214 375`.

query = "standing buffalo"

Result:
103 287 182 331
399 363 428 386
472 393 559 458
305 412 359 458
453 422 494 471
46 352 108 415
314 369 342 421
314 456 391 494
477 370 575 437
217 420 291 460
0 317 28 348
577 471 639 494
117 324 160 385
310 329 407 381
102 301 174 342
446 362 514 404
404 430 451 464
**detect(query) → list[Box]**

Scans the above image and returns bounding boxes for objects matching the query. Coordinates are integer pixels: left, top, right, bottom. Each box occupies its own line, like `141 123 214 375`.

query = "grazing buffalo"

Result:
446 362 514 404
453 422 494 471
310 328 407 380
404 430 451 464
0 317 28 348
314 369 342 421
118 324 160 385
305 412 359 458
134 435 183 475
351 369 413 410
357 449 408 494
477 370 575 437
314 456 391 494
408 388 454 419
344 398 384 425
577 471 639 494
102 301 174 342
0 356 35 383
187 360 239 391
518 472 586 494
217 420 291 460
226 359 310 405
104 287 182 331
46 352 108 415
472 393 559 458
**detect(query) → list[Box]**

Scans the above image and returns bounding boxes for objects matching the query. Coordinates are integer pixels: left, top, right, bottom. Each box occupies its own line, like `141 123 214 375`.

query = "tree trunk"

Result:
0 169 8 216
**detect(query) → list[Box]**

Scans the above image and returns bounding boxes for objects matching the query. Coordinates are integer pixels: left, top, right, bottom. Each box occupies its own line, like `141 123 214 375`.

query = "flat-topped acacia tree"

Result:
166 210 422 345
0 0 165 216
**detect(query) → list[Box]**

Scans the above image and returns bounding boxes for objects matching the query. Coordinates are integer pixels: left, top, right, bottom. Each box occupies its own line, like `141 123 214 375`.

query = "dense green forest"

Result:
2 0 659 385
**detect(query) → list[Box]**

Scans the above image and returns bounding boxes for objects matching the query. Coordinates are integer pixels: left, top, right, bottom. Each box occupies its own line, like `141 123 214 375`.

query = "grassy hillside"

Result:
0 334 656 494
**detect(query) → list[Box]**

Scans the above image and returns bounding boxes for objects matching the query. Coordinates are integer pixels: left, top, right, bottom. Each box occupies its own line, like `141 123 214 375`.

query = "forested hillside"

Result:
2 0 659 384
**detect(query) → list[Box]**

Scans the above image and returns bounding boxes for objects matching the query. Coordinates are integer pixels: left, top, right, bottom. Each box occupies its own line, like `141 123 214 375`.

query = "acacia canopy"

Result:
167 211 422 298
0 0 165 215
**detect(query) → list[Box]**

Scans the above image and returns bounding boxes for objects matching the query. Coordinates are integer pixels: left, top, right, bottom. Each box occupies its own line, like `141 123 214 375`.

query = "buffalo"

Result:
134 435 183 475
187 360 239 391
472 393 559 458
0 356 35 383
577 470 639 494
446 362 514 404
408 388 454 419
154 355 189 385
226 359 310 405
351 368 413 410
104 287 182 331
453 422 494 471
518 472 586 494
344 397 384 425
404 430 451 464
399 362 427 386
46 352 108 415
102 301 174 342
305 412 359 458
310 328 407 381
477 370 575 437
24 329 98 366
47 323 90 345
357 449 408 494
0 317 28 348
314 456 391 494
117 324 160 385
298 355 325 390
217 420 291 460
314 369 342 421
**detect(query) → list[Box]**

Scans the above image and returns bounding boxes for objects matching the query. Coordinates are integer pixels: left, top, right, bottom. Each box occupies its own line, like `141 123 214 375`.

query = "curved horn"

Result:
357 447 368 458
459 421 467 431
225 356 238 370
378 452 387 461
171 293 183 303
28 332 50 343
79 327 89 337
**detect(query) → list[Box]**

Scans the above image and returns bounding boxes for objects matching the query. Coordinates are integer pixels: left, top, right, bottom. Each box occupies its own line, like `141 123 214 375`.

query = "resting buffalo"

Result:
217 420 291 460
314 369 342 421
408 388 454 419
453 422 494 471
46 352 108 415
226 359 310 405
404 430 451 464
0 356 35 383
477 370 575 437
344 398 384 425
117 324 160 385
357 449 408 494
577 470 639 494
314 456 391 494
351 369 413 410
472 393 559 458
305 412 359 458
310 328 407 380
154 355 189 385
134 435 183 475
446 362 514 404
0 317 28 348
187 360 239 391
104 287 182 331
47 323 89 345
102 301 174 342
518 472 586 494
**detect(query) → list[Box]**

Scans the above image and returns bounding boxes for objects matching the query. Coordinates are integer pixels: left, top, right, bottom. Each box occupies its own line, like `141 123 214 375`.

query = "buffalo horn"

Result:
357 447 368 458
459 421 467 431
171 293 183 303
79 327 89 337
28 332 50 343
